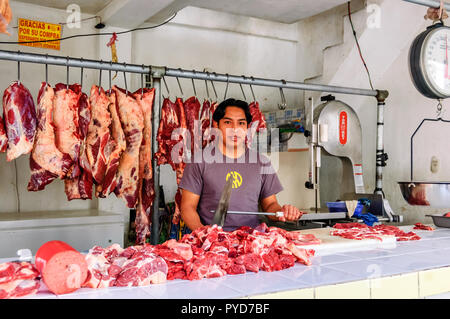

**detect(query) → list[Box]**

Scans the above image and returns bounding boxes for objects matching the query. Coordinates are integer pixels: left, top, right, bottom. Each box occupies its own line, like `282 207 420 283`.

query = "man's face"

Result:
217 106 248 148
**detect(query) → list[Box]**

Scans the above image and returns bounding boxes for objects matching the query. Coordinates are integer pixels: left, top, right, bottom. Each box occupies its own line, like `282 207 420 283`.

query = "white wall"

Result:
0 1 100 213
301 0 450 224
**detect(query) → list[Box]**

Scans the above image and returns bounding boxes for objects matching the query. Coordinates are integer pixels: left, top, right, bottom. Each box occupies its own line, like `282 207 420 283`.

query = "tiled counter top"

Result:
10 225 450 299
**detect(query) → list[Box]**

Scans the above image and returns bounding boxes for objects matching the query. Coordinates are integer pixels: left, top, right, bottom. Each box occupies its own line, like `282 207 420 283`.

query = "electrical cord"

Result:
0 12 177 45
348 1 374 90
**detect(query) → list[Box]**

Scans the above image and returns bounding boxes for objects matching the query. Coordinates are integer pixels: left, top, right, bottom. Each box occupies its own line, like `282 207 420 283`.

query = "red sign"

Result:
339 111 347 145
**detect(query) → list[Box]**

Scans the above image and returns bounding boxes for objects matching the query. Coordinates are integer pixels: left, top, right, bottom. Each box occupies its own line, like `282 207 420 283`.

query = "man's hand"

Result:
278 204 305 222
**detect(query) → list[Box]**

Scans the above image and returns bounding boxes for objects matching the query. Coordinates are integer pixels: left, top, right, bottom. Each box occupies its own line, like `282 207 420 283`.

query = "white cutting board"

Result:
294 227 397 256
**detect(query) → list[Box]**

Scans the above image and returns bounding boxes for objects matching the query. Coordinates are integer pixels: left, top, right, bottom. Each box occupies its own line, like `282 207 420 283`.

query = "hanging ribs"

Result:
64 84 93 200
28 83 72 192
84 85 112 185
183 96 201 155
2 81 37 161
155 97 188 225
112 86 144 208
155 98 187 170
134 88 155 244
96 89 126 198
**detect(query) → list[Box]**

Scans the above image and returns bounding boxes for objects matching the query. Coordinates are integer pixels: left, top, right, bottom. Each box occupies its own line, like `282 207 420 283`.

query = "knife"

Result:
211 174 235 227
211 210 284 218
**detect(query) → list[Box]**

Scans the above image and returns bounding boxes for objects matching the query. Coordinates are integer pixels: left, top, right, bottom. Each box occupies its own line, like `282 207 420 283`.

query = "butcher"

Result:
179 98 305 231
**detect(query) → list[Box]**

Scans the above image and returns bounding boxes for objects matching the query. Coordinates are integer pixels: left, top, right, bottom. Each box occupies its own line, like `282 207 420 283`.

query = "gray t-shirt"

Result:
179 148 283 231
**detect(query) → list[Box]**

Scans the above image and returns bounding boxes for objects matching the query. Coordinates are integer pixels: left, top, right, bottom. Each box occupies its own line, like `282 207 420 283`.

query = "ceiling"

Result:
17 0 113 15
16 0 349 25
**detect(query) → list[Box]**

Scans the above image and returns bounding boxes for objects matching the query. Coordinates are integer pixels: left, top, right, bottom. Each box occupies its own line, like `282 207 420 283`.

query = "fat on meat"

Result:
112 86 144 208
96 89 126 197
28 83 73 192
53 83 81 178
134 88 155 244
2 81 37 161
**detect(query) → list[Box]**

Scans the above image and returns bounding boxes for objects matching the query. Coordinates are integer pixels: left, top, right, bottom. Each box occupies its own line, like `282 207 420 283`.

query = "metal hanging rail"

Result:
0 49 391 242
164 67 379 97
403 0 450 10
0 49 150 74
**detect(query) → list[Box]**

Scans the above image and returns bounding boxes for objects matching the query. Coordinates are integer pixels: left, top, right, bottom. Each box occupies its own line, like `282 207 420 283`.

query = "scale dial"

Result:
410 23 450 99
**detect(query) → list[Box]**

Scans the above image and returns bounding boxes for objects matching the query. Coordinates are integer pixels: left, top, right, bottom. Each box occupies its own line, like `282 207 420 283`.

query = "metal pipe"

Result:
151 71 162 245
165 67 378 97
375 100 385 195
403 0 450 10
0 49 150 74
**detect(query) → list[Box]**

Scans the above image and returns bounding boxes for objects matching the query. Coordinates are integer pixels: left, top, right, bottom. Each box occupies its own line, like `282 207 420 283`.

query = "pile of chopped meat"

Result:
84 223 319 286
413 223 434 231
331 223 421 241
0 262 40 299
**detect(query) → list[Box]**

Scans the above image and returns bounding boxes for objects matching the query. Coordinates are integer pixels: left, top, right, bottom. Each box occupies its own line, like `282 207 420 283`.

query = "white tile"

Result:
325 260 409 279
57 287 154 299
140 278 244 299
373 253 450 272
410 238 450 250
338 249 397 260
276 264 362 287
378 243 432 256
206 270 311 297
310 254 363 266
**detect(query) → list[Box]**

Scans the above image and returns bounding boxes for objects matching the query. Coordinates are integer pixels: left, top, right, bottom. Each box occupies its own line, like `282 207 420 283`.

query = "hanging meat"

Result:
64 84 93 200
96 89 126 198
133 88 155 244
0 0 12 35
2 81 37 161
155 97 188 225
28 83 72 192
0 109 7 152
155 98 187 169
249 101 266 132
112 86 144 208
84 85 113 186
53 83 81 179
183 96 201 155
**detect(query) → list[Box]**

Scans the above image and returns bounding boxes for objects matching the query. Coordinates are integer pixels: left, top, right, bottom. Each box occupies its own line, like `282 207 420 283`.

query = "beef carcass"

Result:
199 99 212 149
0 262 40 299
155 98 187 168
183 96 201 154
63 84 93 200
2 81 37 161
112 86 144 208
134 88 155 244
84 85 112 185
0 111 6 152
248 101 266 132
28 83 74 192
53 83 81 179
95 89 126 198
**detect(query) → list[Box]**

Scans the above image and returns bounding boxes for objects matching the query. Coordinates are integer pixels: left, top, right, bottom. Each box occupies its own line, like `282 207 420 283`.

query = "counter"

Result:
6 225 450 299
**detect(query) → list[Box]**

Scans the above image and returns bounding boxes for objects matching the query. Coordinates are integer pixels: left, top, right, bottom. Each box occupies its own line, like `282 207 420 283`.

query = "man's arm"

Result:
180 189 204 231
260 194 304 222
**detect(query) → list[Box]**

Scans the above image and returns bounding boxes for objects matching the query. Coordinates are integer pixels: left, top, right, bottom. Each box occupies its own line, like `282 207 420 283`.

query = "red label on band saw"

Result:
339 111 347 145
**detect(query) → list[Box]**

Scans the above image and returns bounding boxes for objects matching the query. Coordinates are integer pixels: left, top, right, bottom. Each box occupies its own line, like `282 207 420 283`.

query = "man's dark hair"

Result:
212 98 253 124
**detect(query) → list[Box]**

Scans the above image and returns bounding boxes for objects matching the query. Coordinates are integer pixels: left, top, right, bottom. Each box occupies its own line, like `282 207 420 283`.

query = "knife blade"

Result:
211 174 235 226
212 210 284 218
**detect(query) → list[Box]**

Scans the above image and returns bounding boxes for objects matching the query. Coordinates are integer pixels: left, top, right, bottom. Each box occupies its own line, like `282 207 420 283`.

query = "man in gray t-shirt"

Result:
179 98 304 232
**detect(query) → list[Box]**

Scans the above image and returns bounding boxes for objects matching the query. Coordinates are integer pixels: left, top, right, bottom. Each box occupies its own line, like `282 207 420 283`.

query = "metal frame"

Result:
403 0 450 10
0 49 390 243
